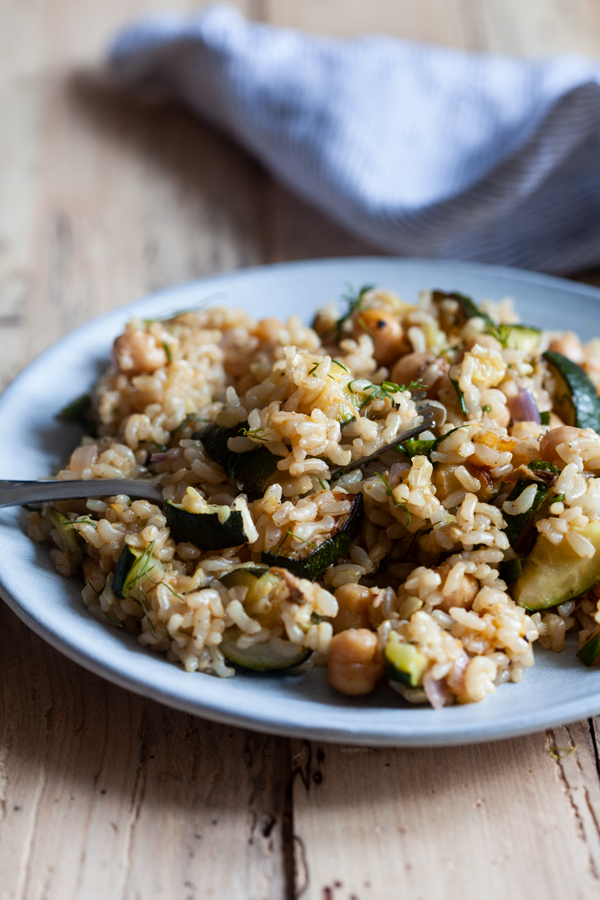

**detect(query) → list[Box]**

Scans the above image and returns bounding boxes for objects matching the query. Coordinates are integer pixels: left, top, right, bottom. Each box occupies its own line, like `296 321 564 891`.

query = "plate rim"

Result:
3 255 600 747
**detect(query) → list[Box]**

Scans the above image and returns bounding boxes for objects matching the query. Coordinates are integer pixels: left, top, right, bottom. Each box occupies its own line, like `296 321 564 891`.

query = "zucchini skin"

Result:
543 350 600 432
577 631 600 667
220 628 311 671
261 492 364 579
165 500 250 550
113 544 163 599
195 422 279 495
503 481 551 549
512 520 600 611
113 545 137 598
432 290 495 330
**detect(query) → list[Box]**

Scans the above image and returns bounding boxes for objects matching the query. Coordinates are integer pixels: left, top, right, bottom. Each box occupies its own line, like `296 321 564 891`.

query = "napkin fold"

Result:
110 5 600 273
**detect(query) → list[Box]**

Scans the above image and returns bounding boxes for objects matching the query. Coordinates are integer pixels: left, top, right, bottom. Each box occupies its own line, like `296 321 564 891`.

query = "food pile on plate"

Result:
27 286 600 708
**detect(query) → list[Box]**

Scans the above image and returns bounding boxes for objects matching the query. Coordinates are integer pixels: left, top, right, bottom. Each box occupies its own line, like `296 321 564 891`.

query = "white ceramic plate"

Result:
3 257 600 747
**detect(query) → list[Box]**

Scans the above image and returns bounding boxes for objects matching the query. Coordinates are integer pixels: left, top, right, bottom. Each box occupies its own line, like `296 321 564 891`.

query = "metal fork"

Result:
0 408 437 509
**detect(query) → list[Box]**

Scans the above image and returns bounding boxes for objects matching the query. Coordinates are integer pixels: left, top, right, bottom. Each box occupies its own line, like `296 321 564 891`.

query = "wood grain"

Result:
0 601 290 900
291 725 600 900
2 0 600 898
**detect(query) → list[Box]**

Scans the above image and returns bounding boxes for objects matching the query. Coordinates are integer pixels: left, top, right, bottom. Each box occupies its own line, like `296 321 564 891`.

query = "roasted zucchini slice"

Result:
220 563 273 592
59 392 98 436
501 459 559 550
218 565 313 670
196 421 280 495
499 324 541 354
543 350 600 432
261 491 363 579
384 633 427 687
113 543 163 599
577 631 600 667
220 627 311 671
432 290 496 330
165 496 256 550
512 520 600 611
433 291 540 353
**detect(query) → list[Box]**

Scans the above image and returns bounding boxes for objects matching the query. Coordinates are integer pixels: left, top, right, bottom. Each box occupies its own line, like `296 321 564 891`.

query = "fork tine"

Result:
329 408 437 479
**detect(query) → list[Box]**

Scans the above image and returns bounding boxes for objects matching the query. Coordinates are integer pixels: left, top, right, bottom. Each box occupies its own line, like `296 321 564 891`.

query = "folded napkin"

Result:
110 5 600 273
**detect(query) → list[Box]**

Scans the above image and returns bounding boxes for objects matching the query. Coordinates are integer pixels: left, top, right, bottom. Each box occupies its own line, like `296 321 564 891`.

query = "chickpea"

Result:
112 330 168 376
539 425 585 466
436 564 479 614
352 309 406 366
548 333 586 365
333 583 371 633
253 317 284 344
327 629 385 696
390 351 434 387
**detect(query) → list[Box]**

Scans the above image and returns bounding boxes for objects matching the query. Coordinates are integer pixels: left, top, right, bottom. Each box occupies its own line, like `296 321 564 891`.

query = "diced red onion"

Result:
69 444 98 471
423 670 450 710
446 651 470 693
149 452 168 463
389 462 410 486
508 388 540 424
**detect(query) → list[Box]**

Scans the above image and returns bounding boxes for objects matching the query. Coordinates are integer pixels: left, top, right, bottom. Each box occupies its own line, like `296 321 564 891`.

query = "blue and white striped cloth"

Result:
110 4 600 273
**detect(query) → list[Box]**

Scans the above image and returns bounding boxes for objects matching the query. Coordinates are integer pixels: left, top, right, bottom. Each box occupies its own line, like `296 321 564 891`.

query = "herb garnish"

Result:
162 341 173 363
331 359 349 373
375 472 412 523
87 580 123 627
330 284 375 340
122 541 158 636
239 426 269 443
549 745 578 760
66 515 97 530
366 379 426 403
173 412 200 434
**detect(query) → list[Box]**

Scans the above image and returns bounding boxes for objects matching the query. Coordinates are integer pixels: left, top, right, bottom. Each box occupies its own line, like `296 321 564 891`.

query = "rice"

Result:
28 284 600 708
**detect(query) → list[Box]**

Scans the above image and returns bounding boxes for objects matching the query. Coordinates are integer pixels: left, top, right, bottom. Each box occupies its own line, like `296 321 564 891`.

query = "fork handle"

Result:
0 479 164 509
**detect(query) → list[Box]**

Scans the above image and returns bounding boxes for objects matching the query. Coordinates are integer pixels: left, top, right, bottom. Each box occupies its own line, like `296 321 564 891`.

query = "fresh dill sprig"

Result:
366 379 426 403
308 362 320 376
87 579 122 628
317 478 329 491
331 359 349 373
375 472 411 523
331 284 375 340
66 515 97 530
161 581 184 601
549 745 578 760
274 531 290 555
430 425 470 453
239 426 269 443
287 531 317 549
375 472 398 506
162 341 173 363
173 412 199 434
123 541 158 636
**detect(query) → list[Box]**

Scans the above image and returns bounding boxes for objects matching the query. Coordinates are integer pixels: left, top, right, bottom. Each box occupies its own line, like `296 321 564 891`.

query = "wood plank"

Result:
291 723 600 900
266 0 472 48
0 602 290 900
0 1 289 898
462 0 600 56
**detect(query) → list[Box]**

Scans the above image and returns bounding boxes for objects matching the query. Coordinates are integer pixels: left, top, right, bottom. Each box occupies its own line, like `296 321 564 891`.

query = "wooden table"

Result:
2 2 600 898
